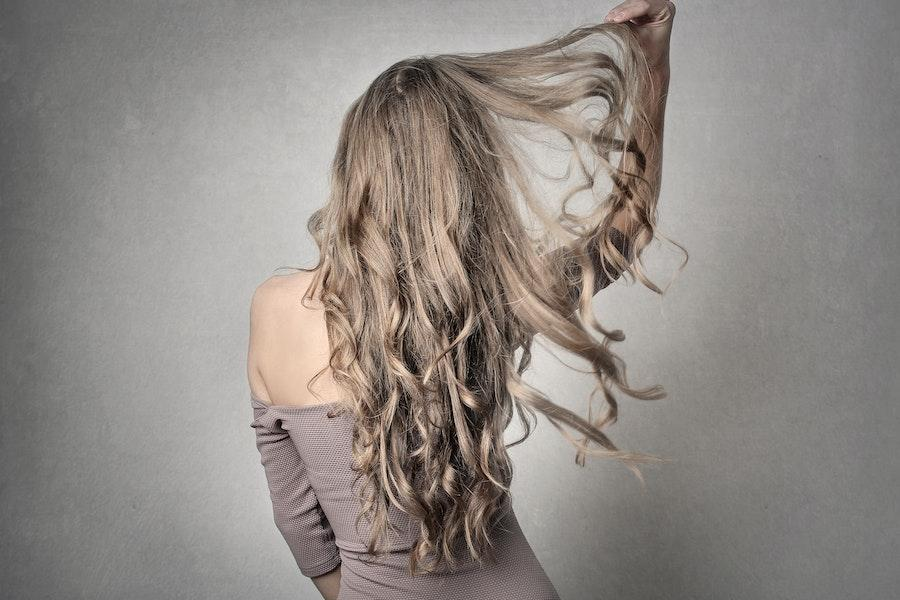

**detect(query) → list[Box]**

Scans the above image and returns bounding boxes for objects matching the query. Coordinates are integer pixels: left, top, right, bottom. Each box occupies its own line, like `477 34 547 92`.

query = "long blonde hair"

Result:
291 21 678 575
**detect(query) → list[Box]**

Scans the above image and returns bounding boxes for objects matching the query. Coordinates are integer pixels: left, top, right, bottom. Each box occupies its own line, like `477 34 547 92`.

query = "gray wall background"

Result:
1 1 897 599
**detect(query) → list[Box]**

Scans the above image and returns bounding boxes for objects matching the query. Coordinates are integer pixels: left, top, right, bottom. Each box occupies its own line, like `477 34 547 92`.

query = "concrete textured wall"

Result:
1 1 897 599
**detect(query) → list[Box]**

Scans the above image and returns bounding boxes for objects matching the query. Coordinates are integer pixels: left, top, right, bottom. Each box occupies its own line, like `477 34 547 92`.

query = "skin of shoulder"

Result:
247 270 335 407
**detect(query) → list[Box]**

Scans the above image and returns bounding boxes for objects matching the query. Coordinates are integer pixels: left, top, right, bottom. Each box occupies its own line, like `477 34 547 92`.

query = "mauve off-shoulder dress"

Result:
249 395 562 599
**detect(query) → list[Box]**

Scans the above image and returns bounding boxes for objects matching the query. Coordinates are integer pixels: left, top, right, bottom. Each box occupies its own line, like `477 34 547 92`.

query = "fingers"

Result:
605 0 648 23
605 0 672 24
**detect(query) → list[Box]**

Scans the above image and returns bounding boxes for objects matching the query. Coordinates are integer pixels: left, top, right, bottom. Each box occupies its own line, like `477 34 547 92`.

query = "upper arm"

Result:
609 208 635 236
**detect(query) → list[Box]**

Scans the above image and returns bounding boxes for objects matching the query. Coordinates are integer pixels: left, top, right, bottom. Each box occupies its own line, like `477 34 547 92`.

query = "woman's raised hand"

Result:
605 0 676 69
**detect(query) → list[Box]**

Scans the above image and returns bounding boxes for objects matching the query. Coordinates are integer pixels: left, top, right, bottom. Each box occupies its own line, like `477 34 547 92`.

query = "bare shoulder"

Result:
251 270 320 315
249 270 319 361
247 269 337 407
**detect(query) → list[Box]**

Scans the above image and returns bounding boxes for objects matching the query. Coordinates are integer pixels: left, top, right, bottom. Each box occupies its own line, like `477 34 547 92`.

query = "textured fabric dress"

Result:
250 395 562 600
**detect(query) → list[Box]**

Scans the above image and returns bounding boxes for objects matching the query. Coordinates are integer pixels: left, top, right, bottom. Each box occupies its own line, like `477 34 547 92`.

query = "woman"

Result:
247 2 677 598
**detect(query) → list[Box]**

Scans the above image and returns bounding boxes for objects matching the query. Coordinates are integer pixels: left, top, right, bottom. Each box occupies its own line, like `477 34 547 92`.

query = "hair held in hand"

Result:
289 21 680 576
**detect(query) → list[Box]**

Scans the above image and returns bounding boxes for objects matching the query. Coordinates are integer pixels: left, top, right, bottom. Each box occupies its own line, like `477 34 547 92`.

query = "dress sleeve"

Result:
590 226 634 291
558 226 635 301
250 400 342 577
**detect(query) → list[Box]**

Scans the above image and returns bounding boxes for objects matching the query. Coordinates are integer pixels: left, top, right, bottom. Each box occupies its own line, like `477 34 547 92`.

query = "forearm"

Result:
611 59 669 235
607 0 675 236
311 566 341 600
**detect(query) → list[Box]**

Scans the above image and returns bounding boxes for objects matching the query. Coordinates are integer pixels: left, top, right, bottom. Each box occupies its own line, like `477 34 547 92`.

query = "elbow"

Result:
272 509 299 540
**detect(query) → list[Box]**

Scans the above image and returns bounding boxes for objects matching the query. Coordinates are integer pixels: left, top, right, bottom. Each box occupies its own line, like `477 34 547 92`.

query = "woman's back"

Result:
248 271 561 599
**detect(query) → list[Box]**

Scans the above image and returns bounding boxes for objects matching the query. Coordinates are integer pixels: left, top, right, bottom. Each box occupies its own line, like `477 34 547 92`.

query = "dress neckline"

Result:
250 394 342 411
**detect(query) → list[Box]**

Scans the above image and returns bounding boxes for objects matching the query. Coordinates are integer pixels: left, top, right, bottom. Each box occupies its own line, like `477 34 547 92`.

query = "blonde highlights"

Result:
292 21 678 575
